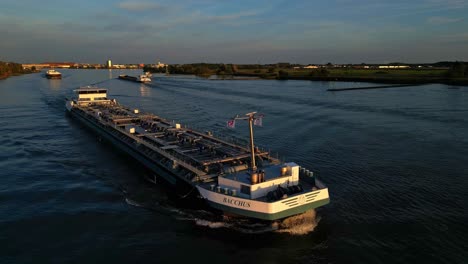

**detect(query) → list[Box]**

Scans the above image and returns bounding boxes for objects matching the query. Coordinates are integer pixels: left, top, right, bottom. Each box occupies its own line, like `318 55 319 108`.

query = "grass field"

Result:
237 68 447 77
235 68 468 84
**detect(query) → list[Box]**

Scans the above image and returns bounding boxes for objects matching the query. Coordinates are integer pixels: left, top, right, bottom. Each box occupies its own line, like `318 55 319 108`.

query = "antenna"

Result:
231 112 264 172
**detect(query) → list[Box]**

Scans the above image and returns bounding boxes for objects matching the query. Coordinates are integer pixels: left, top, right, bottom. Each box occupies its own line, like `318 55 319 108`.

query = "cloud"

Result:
118 1 167 12
203 10 261 23
436 32 468 44
427 0 468 9
427 16 463 25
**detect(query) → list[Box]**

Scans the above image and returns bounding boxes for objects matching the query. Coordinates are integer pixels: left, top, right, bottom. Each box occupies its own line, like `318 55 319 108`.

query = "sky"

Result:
1 0 467 64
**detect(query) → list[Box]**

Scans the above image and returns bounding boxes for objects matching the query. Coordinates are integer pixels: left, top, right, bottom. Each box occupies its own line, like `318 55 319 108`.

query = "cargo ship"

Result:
66 87 330 221
118 73 151 83
45 69 62 79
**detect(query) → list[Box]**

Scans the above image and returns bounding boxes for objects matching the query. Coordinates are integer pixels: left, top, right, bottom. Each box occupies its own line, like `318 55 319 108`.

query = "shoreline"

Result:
231 73 468 86
0 71 40 80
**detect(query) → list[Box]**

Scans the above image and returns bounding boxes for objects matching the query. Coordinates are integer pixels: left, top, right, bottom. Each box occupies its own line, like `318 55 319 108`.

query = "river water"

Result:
1 69 467 263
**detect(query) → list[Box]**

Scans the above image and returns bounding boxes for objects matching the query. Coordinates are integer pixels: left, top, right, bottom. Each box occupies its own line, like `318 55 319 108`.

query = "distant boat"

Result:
118 74 138 82
118 73 151 83
138 73 151 83
45 69 62 79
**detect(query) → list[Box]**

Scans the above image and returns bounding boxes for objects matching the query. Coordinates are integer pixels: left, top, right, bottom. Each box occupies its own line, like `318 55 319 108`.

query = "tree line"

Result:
143 61 467 80
144 63 238 75
143 62 305 79
447 61 468 78
0 61 26 77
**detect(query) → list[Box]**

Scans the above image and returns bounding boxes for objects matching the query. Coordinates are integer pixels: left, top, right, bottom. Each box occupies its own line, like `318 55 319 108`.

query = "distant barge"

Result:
45 69 62 79
118 73 151 83
66 87 329 221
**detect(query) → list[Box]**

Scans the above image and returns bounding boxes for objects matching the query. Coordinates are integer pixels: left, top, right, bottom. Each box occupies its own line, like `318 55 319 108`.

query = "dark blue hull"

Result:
68 109 182 186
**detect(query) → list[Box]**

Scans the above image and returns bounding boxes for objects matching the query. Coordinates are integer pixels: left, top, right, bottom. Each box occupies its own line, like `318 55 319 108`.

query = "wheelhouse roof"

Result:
74 87 107 93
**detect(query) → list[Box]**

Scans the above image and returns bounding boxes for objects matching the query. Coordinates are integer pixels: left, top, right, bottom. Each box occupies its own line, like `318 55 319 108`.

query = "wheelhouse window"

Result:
240 185 250 195
78 90 106 94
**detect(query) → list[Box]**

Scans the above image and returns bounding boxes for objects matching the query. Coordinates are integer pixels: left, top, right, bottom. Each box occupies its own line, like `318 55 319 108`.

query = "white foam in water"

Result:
125 198 143 208
195 219 231 229
171 208 220 223
274 209 320 235
125 195 320 235
231 224 278 234
175 209 320 234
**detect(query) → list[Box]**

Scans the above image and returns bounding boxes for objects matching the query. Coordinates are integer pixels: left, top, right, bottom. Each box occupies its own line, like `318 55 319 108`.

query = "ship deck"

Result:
74 101 279 181
222 164 290 184
197 162 319 203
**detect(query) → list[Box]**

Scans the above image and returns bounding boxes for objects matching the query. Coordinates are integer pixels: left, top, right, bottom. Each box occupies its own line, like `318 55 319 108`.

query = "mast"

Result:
248 113 257 171
233 112 263 172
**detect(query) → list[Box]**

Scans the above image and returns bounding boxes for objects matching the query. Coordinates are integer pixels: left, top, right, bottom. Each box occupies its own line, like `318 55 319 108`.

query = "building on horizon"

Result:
22 62 74 69
378 65 409 69
107 59 112 68
156 61 167 68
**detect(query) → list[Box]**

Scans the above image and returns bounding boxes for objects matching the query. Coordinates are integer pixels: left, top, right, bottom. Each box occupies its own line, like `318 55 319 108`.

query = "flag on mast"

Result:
253 117 263 126
227 119 236 128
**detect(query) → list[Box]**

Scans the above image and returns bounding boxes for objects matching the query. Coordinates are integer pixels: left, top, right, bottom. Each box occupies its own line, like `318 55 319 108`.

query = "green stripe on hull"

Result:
206 198 330 221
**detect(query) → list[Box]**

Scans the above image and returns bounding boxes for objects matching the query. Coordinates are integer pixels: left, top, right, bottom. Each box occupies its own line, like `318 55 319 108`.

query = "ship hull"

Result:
46 74 61 79
68 107 329 220
197 186 329 220
68 108 180 186
118 75 138 82
66 89 329 221
118 75 150 83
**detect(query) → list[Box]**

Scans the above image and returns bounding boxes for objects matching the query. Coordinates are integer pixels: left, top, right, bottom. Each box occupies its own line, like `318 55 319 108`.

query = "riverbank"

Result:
232 68 468 86
0 61 40 80
0 71 40 80
281 75 468 85
145 62 468 86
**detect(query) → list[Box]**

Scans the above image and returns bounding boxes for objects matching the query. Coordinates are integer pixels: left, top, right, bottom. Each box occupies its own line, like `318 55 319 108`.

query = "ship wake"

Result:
123 191 320 235
125 198 144 208
173 207 320 235
273 209 320 235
